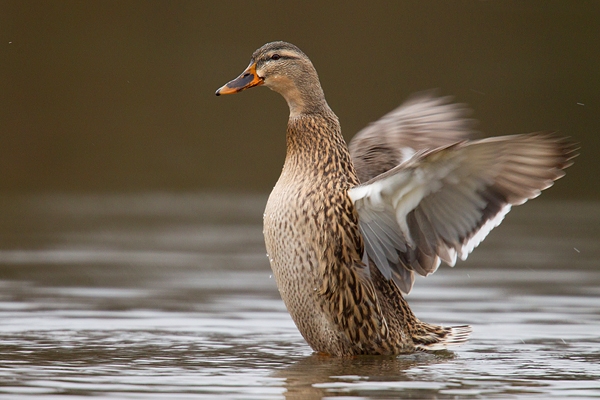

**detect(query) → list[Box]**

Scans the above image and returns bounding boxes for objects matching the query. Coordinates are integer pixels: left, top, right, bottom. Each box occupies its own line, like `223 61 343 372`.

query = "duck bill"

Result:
215 62 264 96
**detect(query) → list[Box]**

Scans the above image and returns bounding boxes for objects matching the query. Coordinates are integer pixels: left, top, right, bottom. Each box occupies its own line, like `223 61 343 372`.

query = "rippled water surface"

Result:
0 194 599 399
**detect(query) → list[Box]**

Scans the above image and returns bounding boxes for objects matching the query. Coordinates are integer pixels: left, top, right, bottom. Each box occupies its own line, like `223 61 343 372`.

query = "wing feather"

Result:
349 132 577 293
349 92 476 183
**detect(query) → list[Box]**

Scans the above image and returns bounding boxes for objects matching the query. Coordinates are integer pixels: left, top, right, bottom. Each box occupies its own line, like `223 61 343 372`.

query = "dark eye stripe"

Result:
268 54 295 61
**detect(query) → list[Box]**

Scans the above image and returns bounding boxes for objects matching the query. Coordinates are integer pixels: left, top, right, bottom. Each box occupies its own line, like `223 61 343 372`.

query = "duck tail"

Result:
412 322 472 351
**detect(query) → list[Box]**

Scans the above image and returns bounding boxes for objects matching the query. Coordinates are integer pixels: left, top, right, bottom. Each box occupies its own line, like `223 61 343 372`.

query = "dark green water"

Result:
0 194 599 399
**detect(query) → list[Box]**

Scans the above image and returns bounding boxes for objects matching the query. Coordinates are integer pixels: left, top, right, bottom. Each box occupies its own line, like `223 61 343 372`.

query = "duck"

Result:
215 41 576 356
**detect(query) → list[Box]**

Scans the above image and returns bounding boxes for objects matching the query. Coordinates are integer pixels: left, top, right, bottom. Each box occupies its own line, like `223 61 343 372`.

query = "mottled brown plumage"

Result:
216 41 576 356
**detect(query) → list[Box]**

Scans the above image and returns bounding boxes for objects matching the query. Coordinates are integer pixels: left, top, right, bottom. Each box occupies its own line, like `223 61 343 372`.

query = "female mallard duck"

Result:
216 41 576 356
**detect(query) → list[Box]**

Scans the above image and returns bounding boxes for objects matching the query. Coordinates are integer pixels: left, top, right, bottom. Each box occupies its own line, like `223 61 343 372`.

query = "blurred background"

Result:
1 0 598 197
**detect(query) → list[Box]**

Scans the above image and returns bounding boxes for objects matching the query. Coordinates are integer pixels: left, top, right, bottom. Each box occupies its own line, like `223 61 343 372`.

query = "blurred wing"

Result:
349 91 476 183
348 132 577 294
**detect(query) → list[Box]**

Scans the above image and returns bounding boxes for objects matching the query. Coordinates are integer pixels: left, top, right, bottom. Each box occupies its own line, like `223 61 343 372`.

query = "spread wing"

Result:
348 132 577 294
349 92 476 183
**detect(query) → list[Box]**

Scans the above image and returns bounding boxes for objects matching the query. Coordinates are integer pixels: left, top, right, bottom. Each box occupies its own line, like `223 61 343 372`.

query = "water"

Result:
0 194 599 399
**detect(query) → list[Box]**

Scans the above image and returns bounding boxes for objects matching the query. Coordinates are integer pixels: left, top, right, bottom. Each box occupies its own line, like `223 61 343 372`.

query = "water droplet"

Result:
269 275 272 279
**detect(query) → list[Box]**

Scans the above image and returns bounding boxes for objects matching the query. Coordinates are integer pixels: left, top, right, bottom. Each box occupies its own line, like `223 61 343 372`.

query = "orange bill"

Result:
215 62 264 96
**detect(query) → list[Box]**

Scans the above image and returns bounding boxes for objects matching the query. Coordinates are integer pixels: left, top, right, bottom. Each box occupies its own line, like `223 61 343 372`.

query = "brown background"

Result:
2 1 598 197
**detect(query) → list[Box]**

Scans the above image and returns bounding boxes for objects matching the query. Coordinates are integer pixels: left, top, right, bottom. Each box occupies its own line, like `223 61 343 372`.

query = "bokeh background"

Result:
2 1 598 197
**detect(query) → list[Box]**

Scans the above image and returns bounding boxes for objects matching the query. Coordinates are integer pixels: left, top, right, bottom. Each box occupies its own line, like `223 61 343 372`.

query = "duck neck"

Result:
283 110 359 186
283 82 328 118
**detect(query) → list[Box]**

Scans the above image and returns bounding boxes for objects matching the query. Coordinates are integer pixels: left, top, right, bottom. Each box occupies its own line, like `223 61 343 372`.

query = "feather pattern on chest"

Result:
263 111 390 355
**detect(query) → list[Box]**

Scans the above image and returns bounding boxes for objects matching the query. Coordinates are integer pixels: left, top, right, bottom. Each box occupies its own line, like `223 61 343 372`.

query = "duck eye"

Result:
270 54 281 60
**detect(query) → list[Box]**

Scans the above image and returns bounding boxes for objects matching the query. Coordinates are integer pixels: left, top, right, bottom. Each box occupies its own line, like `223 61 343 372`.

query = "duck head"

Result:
216 41 327 117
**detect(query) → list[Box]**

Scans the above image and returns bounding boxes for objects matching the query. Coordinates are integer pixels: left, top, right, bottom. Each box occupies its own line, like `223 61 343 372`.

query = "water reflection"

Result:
278 352 454 400
0 194 599 399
